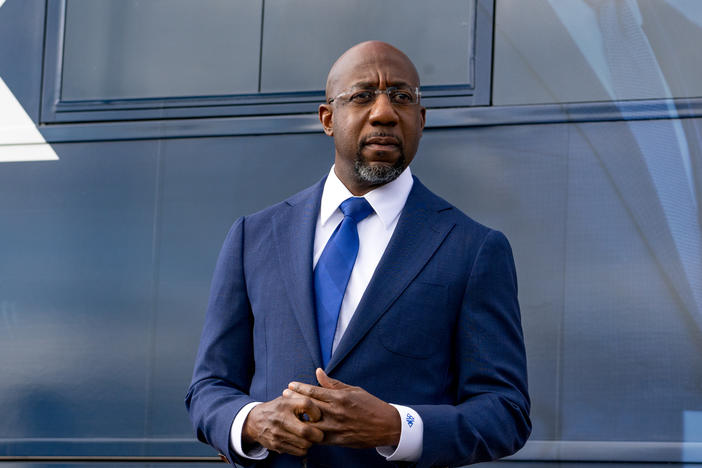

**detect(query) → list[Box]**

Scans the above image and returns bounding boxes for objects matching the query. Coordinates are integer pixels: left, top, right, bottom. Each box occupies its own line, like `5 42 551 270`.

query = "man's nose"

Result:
369 93 398 126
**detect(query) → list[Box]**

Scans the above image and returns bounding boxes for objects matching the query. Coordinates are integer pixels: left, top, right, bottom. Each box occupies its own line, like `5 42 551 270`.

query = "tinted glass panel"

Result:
0 141 159 439
62 0 262 100
259 0 474 92
493 0 702 104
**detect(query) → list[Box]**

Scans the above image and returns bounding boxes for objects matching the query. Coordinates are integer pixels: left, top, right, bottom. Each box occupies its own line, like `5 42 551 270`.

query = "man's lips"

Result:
362 136 400 152
364 136 399 145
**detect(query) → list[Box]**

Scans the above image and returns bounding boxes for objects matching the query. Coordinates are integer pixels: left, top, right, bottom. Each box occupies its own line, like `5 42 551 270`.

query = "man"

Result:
186 41 530 467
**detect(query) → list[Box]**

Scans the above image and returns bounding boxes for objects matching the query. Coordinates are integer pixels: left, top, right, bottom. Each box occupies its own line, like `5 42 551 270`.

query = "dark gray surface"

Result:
0 0 44 123
55 0 480 106
62 0 262 100
260 0 473 92
38 0 493 123
0 141 158 439
42 0 485 123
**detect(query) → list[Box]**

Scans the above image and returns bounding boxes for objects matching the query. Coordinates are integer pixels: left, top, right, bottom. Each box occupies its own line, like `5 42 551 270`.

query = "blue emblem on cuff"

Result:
406 413 415 428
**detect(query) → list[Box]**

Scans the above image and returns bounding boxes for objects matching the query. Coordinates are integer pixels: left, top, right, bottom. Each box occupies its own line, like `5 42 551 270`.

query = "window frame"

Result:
40 0 494 124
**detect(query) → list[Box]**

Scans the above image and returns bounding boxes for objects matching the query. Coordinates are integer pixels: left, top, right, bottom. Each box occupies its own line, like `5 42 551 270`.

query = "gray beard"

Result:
353 150 406 186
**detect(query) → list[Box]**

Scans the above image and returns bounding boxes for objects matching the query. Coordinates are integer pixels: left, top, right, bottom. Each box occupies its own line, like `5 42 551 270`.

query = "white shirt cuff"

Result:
376 404 423 462
230 401 268 460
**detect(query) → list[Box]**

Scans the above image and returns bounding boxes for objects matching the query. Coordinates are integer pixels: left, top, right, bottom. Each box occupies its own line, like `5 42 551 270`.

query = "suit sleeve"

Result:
414 229 531 467
185 217 257 466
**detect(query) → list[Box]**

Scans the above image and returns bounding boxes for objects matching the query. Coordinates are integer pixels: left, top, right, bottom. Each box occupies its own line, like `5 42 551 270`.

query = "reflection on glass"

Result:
494 0 702 448
494 0 702 319
494 0 702 104
558 117 702 443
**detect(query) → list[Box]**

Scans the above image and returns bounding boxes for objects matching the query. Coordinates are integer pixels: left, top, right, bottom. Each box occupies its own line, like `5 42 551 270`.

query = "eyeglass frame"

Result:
327 86 422 106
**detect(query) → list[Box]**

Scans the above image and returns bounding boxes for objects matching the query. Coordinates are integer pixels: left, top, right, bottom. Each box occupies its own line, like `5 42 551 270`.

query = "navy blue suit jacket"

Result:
186 176 530 467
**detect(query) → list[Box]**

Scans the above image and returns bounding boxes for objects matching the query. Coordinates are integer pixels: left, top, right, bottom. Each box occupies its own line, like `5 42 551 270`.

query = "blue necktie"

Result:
314 197 374 367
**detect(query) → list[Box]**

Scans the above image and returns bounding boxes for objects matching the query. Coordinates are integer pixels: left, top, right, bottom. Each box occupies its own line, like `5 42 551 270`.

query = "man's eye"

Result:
350 91 374 103
390 91 413 104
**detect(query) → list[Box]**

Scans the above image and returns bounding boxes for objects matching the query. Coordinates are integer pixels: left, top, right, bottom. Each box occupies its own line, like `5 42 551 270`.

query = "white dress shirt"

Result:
230 166 423 462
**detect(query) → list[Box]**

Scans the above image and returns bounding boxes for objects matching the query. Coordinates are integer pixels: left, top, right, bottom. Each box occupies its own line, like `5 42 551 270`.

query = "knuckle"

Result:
302 396 315 409
277 396 290 407
273 424 288 437
311 429 324 443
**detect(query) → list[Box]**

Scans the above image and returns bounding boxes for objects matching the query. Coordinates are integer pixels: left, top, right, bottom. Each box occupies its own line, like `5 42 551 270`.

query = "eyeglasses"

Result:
327 87 421 106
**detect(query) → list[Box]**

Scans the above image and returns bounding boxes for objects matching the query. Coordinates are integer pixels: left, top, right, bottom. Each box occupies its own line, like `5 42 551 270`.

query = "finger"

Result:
312 431 349 447
284 391 323 422
272 438 311 457
282 416 325 444
264 420 318 454
288 381 335 403
316 368 349 390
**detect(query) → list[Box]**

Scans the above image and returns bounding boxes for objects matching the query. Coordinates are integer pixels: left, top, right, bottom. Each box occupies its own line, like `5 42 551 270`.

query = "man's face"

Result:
319 43 426 195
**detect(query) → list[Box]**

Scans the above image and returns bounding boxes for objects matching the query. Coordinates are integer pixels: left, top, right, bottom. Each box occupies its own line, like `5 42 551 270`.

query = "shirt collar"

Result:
319 165 414 229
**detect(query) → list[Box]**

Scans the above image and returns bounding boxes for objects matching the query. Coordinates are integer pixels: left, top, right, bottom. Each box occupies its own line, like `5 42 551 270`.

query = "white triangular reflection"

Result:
0 76 59 162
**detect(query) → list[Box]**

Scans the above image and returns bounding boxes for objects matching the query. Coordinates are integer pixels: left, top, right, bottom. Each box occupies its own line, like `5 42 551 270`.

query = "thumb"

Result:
316 368 349 389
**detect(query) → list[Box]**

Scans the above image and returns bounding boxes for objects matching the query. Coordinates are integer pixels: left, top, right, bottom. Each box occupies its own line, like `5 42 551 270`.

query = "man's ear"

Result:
319 104 334 136
419 105 426 130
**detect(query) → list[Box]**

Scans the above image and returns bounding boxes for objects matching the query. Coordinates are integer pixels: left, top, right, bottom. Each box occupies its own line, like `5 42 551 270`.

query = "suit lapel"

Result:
326 178 456 373
272 179 325 368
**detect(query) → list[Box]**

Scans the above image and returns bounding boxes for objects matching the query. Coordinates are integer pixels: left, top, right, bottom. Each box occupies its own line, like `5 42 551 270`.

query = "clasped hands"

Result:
242 368 401 457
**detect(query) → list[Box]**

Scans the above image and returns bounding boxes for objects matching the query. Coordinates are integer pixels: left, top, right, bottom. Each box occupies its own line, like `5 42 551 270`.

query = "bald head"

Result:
325 41 420 100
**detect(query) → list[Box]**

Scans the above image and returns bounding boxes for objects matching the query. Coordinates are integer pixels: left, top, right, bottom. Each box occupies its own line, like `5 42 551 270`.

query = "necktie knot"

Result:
339 197 373 223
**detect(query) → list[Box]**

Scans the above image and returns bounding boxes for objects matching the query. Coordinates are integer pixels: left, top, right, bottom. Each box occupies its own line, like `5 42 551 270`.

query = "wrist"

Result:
241 406 259 446
381 402 402 446
231 401 267 460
